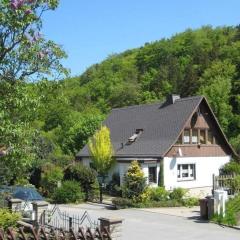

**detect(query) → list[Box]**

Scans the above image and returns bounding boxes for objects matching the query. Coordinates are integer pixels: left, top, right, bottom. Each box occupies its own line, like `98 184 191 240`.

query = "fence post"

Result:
32 201 49 226
69 217 73 231
8 198 22 212
98 217 123 240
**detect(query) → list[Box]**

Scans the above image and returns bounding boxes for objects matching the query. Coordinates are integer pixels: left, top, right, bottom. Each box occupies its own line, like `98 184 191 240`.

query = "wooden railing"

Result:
0 225 112 240
213 174 235 194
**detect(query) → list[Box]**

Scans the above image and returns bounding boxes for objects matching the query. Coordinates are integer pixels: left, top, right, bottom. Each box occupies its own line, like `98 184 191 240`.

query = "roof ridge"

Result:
175 95 203 102
111 101 163 111
112 95 203 111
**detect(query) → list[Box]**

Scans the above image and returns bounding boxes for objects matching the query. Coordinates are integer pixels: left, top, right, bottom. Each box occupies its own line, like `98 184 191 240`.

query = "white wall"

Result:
79 158 160 186
81 157 90 167
163 156 230 191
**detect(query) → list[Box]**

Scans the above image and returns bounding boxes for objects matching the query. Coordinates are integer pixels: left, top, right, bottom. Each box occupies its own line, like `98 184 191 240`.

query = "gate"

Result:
40 205 99 232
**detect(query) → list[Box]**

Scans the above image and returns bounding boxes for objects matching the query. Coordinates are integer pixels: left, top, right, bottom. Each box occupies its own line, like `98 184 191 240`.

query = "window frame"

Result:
177 163 196 181
148 166 157 184
183 129 190 144
191 129 198 144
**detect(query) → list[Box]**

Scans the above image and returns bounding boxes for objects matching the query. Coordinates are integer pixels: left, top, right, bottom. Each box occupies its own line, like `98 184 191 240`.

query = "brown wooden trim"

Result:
205 129 208 144
190 129 192 144
197 129 200 144
166 145 230 157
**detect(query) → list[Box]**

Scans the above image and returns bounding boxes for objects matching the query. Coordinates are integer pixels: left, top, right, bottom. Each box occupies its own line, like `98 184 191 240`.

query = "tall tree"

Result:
88 126 115 202
0 0 67 183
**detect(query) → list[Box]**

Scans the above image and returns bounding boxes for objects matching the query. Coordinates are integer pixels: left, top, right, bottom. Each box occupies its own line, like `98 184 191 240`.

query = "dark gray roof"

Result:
77 96 203 158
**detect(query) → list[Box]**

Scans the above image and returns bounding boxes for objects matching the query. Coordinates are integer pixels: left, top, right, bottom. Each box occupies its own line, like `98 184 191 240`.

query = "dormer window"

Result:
200 130 206 144
176 128 216 145
128 129 143 143
207 130 214 144
183 129 190 144
192 129 198 144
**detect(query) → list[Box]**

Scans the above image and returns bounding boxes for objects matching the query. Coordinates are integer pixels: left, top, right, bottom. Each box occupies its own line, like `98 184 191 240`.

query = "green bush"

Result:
169 188 187 201
88 178 100 202
112 197 135 209
220 161 240 175
230 175 240 193
107 173 122 197
182 197 199 207
211 194 240 226
64 163 98 201
0 209 21 229
112 197 183 209
41 163 64 197
122 161 147 200
223 194 240 226
53 180 85 204
149 187 169 201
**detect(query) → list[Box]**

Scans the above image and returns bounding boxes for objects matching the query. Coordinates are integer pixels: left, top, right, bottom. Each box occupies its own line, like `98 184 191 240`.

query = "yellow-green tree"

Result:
88 126 115 202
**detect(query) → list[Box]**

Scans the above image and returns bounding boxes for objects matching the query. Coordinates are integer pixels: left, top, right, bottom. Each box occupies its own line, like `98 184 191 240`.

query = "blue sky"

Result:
42 0 240 77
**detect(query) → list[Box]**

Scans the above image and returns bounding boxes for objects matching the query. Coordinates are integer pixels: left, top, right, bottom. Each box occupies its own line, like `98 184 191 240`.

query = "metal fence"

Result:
40 205 99 232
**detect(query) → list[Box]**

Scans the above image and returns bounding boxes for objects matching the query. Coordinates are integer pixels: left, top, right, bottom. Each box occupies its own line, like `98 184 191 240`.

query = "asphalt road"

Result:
57 203 240 240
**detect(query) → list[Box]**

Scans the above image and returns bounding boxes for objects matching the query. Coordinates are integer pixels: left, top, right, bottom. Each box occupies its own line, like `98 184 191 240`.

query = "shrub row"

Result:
112 187 199 209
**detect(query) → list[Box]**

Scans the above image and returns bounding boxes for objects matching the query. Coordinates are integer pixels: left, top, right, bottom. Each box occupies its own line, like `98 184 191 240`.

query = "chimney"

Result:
166 94 180 104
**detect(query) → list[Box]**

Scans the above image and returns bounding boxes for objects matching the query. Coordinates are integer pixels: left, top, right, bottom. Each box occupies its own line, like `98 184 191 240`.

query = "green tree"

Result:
122 160 146 201
0 0 67 182
64 163 98 201
88 126 115 202
199 76 232 133
41 163 64 196
63 113 104 155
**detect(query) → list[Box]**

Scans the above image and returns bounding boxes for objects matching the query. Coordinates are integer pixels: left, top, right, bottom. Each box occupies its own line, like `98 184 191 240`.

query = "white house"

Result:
77 95 237 196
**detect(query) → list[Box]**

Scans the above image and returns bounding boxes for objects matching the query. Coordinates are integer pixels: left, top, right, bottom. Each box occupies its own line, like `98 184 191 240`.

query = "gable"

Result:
166 99 235 158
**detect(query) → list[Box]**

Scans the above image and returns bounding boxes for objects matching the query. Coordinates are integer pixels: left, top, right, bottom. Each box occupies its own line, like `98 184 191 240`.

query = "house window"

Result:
192 129 198 144
207 130 214 144
148 166 157 183
177 164 196 181
200 130 206 144
183 129 190 144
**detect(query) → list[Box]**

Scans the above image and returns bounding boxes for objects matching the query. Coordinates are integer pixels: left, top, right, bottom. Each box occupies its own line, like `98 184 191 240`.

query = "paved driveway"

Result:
58 203 239 240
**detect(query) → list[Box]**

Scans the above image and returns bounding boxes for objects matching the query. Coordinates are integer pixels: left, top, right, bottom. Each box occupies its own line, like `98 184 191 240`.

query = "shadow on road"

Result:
187 215 209 224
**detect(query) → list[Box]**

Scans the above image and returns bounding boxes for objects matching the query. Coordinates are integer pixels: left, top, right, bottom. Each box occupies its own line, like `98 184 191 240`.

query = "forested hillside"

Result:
35 25 240 168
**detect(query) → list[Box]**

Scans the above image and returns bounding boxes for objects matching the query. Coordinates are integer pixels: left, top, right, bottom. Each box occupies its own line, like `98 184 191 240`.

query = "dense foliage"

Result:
0 0 67 183
40 163 64 196
52 180 85 204
31 25 240 171
64 163 99 201
212 194 240 226
0 209 21 229
113 186 199 209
